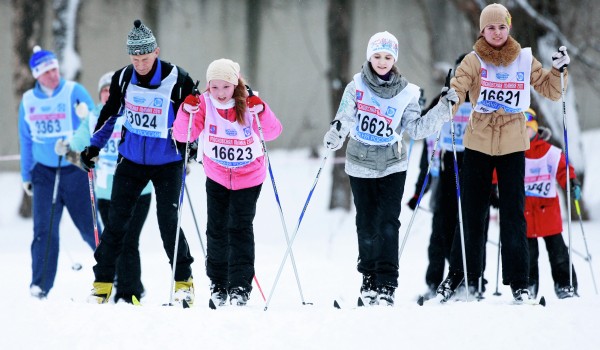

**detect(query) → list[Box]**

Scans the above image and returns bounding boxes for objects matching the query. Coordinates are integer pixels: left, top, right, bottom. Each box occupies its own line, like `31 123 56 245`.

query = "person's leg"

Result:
544 234 578 295
151 160 194 282
30 164 64 295
374 171 405 288
349 176 379 278
495 151 529 291
115 193 151 300
92 159 147 284
205 178 230 288
527 238 540 297
228 184 262 294
62 166 97 250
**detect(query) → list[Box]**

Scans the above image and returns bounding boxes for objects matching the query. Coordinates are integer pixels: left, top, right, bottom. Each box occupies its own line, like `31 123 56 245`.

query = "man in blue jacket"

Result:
80 20 196 306
18 46 96 298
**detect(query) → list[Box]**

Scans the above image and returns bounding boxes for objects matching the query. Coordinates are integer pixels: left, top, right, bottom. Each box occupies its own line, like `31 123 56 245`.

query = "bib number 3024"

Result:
127 110 157 129
358 113 393 137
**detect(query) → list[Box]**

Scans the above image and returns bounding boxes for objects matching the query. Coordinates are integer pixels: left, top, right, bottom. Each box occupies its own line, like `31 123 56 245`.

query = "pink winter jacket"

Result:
173 93 282 190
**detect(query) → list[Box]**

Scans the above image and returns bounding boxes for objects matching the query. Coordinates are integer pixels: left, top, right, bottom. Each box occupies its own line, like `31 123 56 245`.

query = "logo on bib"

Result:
481 68 487 78
530 167 541 175
153 98 163 107
496 72 509 81
356 90 364 101
385 106 397 118
517 72 525 81
243 127 252 137
225 129 237 136
134 96 145 104
209 124 217 134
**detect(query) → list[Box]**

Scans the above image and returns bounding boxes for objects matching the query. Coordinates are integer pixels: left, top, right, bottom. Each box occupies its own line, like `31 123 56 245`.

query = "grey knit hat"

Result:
126 19 157 55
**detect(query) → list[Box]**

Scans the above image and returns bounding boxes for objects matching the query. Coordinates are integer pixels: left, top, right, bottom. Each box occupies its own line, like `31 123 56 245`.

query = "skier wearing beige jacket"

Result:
435 3 571 304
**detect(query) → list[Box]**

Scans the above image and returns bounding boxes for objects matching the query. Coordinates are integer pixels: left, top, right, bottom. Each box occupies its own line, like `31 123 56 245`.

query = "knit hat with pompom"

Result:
29 46 59 79
127 19 157 55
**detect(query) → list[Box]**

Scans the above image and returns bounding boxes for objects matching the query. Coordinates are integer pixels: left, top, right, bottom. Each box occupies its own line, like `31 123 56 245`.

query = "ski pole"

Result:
245 86 308 308
168 81 199 306
448 69 469 302
40 155 63 297
87 170 100 247
556 49 575 296
574 199 598 294
184 183 206 258
264 143 334 310
493 226 502 296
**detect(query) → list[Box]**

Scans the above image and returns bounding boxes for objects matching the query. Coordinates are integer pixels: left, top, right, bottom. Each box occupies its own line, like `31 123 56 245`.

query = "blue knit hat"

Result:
127 19 157 55
29 46 59 79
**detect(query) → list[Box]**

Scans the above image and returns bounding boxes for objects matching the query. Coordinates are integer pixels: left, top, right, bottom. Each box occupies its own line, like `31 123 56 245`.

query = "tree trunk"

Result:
12 0 46 218
327 0 353 210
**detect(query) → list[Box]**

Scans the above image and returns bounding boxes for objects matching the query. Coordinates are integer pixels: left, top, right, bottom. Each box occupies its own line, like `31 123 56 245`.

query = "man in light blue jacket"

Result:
18 46 96 298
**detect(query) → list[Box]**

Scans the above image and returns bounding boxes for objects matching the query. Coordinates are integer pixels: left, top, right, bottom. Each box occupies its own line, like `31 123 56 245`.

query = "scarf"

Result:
360 61 408 99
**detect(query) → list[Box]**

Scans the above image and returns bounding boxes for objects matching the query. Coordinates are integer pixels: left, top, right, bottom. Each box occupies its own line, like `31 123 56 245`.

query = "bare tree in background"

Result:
13 0 46 218
327 0 353 210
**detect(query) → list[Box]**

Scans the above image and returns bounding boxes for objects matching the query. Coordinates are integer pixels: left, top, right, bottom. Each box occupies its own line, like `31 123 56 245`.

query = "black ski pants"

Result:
449 149 528 288
528 234 578 290
98 193 151 297
350 171 406 288
93 158 194 283
205 178 262 292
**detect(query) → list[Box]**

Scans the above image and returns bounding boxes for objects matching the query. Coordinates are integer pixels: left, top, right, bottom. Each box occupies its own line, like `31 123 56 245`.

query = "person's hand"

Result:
74 101 90 119
23 182 33 196
246 95 265 115
571 178 582 201
407 194 419 210
552 46 570 72
183 94 200 114
80 146 100 172
323 127 343 151
54 139 70 156
440 87 458 106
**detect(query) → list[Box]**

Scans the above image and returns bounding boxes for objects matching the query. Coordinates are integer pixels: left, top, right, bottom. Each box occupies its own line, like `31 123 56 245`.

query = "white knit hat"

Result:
366 31 399 62
97 71 114 93
206 58 240 85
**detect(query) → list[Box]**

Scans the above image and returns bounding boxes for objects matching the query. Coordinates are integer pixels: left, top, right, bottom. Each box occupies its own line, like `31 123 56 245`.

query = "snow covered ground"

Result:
1 131 600 350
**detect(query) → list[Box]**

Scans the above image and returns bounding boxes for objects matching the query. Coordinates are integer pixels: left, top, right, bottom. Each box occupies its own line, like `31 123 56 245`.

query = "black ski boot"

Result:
511 281 531 303
377 285 395 306
437 272 464 302
360 274 377 305
555 284 577 299
229 286 250 306
210 284 228 306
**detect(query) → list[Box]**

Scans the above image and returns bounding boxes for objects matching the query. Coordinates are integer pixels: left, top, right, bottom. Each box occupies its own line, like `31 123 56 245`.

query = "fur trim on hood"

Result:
474 36 521 67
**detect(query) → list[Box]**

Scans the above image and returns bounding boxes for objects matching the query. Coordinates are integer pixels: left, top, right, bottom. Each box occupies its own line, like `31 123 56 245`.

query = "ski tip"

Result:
131 295 141 306
417 296 424 306
357 297 365 307
333 300 341 309
182 300 190 309
209 299 217 310
539 296 546 307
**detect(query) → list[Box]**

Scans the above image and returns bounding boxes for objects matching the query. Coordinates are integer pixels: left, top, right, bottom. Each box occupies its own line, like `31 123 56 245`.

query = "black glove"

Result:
80 146 100 172
176 141 198 162
489 185 500 209
407 194 419 210
570 178 582 201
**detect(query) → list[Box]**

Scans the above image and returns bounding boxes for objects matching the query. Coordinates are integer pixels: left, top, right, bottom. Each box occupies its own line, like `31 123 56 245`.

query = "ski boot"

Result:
555 284 577 299
174 277 195 307
436 273 464 302
210 284 228 307
229 286 250 306
360 274 378 305
377 285 395 306
87 282 113 304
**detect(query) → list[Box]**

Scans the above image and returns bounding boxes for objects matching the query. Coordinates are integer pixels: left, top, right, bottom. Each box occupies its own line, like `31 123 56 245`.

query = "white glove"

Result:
75 102 90 119
23 182 33 196
552 46 570 71
440 87 458 106
54 139 70 156
323 127 343 151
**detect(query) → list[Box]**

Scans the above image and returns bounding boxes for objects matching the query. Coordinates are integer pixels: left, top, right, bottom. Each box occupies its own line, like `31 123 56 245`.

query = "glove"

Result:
176 141 198 162
489 185 500 209
74 101 90 120
54 139 70 156
80 146 100 172
246 95 265 115
440 87 458 106
552 46 570 72
407 194 419 210
182 94 200 114
323 127 343 151
23 182 33 196
570 178 581 201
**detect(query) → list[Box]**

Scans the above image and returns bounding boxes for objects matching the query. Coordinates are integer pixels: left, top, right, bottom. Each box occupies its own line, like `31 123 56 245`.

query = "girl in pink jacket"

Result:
173 58 282 307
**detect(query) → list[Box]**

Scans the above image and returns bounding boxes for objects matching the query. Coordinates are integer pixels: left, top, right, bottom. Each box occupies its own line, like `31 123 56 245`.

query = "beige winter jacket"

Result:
451 36 567 156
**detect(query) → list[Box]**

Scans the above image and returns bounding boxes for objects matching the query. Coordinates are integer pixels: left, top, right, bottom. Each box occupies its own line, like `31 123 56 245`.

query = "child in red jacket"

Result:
524 108 580 299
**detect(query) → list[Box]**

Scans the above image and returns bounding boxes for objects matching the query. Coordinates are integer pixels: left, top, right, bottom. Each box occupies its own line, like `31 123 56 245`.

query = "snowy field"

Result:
1 130 600 350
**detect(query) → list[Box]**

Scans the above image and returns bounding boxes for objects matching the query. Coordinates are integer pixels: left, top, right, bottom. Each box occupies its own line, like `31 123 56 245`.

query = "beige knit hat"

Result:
206 58 240 85
479 3 512 32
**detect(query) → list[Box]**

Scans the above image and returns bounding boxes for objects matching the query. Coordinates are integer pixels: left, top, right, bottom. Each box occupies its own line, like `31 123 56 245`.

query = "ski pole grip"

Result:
192 80 200 95
246 84 255 97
